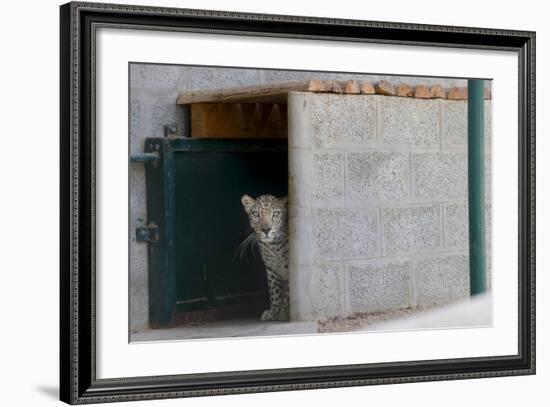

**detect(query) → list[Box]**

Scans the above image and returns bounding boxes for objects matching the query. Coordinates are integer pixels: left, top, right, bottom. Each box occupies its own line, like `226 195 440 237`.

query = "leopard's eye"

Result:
273 209 281 216
252 210 259 217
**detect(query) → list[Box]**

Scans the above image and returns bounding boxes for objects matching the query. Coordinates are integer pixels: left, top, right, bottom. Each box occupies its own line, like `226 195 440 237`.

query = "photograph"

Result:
2 0 546 404
129 64 493 342
58 2 535 404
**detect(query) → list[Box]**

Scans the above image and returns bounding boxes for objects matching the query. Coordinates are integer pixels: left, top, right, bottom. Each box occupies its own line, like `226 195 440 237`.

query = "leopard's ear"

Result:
241 195 256 213
279 196 288 206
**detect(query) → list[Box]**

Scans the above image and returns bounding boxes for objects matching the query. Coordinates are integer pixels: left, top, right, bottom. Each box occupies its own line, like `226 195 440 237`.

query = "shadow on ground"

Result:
35 386 58 400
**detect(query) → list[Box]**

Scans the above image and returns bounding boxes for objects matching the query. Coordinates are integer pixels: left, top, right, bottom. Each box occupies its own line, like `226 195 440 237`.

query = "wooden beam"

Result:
177 81 314 105
190 103 287 138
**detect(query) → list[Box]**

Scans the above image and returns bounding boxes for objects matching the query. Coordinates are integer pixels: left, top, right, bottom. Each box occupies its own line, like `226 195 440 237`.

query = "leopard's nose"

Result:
261 225 271 234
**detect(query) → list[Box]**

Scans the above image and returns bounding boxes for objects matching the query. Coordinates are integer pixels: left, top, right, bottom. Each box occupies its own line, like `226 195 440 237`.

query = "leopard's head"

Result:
241 194 288 243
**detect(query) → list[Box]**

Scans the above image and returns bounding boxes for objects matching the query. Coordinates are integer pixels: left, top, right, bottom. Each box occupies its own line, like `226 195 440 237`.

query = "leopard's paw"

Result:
277 308 289 321
260 310 275 321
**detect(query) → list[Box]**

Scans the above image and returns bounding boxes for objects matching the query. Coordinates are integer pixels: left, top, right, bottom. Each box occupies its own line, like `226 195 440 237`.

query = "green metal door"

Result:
139 138 288 327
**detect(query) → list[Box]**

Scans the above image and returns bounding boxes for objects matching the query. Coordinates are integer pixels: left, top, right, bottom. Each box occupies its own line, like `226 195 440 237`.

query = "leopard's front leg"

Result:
261 269 288 321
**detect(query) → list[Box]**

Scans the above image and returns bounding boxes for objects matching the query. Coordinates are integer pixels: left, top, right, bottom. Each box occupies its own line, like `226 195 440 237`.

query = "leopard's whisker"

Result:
234 231 258 262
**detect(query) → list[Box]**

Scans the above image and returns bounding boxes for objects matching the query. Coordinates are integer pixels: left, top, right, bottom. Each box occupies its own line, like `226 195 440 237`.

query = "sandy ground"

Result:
317 305 437 333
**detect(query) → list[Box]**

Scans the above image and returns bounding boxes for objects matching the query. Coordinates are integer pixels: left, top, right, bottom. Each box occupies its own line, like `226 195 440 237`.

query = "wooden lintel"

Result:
177 81 313 105
190 102 288 139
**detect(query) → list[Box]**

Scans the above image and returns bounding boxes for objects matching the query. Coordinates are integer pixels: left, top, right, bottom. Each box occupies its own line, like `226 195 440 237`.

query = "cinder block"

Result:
379 97 440 147
412 152 467 200
444 203 469 250
441 100 492 150
288 148 313 209
346 151 409 204
289 263 315 322
135 99 158 138
394 77 467 88
129 279 149 332
132 98 187 140
314 262 345 318
262 68 366 84
444 202 492 251
294 72 370 82
314 72 371 82
130 63 188 100
414 253 470 306
129 97 148 213
313 208 379 261
129 166 147 213
382 204 441 255
261 69 316 83
151 99 187 138
288 207 315 321
291 74 467 88
129 207 150 332
187 66 262 91
288 92 313 149
347 258 412 312
288 206 314 267
129 98 143 148
312 152 345 205
309 94 377 148
288 263 316 322
441 100 467 148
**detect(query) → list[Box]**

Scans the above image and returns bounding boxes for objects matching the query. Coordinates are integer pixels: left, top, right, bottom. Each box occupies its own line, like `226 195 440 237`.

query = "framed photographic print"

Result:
60 1 535 404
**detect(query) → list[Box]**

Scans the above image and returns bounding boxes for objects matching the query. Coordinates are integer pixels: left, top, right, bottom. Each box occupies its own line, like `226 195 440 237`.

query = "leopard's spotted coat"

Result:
241 194 289 321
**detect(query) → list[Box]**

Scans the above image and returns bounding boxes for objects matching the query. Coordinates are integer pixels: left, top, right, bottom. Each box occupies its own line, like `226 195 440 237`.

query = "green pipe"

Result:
467 79 487 295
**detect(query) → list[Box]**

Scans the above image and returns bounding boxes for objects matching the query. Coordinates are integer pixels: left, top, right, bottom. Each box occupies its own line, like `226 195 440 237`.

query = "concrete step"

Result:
131 319 319 342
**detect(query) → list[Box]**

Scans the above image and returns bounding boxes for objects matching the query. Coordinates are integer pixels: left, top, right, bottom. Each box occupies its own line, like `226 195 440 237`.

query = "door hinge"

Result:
135 223 159 243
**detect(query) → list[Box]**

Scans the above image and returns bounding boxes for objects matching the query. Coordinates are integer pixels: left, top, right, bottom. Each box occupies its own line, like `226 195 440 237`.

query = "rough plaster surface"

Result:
441 100 468 148
444 203 491 248
348 259 412 312
441 100 492 149
129 64 492 328
310 94 377 148
382 204 442 255
187 66 262 91
412 152 468 201
444 203 469 250
313 262 345 318
346 151 409 204
313 208 379 261
379 97 440 147
312 152 344 203
414 253 470 306
130 64 187 100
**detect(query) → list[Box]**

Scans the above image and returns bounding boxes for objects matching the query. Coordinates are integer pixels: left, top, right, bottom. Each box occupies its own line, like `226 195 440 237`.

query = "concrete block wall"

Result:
288 92 492 321
129 63 482 331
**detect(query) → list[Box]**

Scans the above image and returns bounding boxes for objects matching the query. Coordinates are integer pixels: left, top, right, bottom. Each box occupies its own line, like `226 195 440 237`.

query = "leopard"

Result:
240 194 289 321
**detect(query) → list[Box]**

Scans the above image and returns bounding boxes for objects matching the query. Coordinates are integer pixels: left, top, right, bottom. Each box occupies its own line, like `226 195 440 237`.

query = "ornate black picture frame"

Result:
60 1 535 404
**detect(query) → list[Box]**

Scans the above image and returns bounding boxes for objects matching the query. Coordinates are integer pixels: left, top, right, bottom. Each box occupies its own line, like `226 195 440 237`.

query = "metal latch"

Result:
136 223 159 243
130 151 160 167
